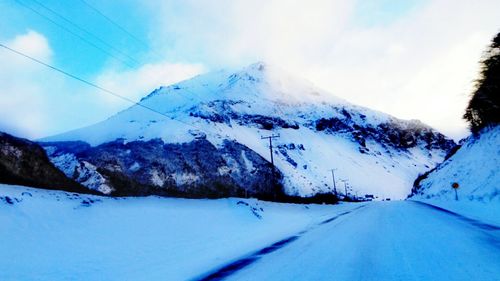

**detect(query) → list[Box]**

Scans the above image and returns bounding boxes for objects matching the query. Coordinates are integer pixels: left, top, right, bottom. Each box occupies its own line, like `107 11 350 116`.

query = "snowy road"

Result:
196 201 500 281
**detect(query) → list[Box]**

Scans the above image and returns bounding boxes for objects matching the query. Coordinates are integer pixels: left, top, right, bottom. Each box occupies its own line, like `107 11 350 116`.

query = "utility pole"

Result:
340 179 348 198
329 169 337 196
261 134 280 199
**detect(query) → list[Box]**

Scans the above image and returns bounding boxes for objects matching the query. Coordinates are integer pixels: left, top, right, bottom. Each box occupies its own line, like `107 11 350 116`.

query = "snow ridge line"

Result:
192 204 368 281
411 201 500 231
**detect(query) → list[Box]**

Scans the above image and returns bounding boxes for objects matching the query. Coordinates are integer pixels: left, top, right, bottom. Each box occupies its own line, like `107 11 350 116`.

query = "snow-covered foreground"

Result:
3 184 499 281
222 201 500 281
0 184 362 281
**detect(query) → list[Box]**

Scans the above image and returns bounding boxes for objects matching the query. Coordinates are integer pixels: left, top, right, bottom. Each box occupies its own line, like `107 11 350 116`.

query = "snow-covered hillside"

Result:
0 183 361 281
42 62 454 199
411 126 499 202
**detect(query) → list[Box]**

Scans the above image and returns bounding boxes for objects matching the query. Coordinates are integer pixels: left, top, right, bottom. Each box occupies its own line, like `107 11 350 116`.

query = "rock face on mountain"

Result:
42 62 455 199
42 138 280 198
0 132 91 193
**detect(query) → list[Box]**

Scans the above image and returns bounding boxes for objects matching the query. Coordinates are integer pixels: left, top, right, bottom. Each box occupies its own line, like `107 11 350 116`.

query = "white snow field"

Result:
2 184 500 281
411 126 500 225
0 184 363 281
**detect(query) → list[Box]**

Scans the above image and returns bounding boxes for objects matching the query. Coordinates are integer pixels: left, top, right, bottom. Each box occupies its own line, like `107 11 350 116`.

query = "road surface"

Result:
195 201 500 281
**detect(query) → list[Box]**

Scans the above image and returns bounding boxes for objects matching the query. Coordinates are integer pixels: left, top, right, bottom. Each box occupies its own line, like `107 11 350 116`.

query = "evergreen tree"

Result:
464 32 500 133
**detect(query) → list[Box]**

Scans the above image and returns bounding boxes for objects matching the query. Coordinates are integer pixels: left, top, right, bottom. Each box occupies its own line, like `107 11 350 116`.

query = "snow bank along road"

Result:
0 184 364 281
2 185 499 281
196 201 500 281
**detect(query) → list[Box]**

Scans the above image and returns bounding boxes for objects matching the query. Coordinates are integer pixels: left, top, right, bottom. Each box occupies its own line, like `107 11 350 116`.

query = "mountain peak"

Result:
248 61 268 71
131 61 351 120
232 61 279 82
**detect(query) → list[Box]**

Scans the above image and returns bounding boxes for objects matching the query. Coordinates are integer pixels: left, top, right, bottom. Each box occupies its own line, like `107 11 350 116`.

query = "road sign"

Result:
451 182 459 200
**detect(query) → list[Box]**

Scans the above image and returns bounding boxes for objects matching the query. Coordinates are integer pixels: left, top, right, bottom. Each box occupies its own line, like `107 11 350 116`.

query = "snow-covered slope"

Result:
42 62 454 199
411 126 499 202
0 183 361 280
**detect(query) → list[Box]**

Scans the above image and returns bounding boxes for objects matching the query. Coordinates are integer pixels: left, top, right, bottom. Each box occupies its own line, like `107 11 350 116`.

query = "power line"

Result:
15 0 210 118
13 0 137 68
29 0 142 67
0 42 205 132
13 0 212 131
77 0 165 60
78 0 144 46
18 0 212 118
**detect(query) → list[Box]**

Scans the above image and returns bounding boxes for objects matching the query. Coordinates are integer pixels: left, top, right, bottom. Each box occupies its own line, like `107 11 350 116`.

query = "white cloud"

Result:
149 0 355 68
9 30 52 60
0 30 205 139
2 1 499 141
0 30 54 138
94 61 205 108
0 31 101 139
148 0 500 139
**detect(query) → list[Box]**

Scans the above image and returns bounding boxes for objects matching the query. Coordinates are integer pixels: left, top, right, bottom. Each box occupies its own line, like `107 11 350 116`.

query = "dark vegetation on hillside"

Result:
43 138 283 200
464 32 500 133
0 132 95 194
410 32 500 197
0 130 344 204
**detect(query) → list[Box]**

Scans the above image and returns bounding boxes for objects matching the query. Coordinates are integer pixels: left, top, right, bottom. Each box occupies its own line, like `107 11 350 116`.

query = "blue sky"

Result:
0 0 154 76
0 0 499 140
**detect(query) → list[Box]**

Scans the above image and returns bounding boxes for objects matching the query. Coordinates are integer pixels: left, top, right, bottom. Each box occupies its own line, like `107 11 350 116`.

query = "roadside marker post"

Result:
452 182 460 201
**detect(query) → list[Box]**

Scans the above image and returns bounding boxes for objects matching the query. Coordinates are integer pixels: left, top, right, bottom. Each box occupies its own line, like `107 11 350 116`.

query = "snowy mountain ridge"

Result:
42 62 455 199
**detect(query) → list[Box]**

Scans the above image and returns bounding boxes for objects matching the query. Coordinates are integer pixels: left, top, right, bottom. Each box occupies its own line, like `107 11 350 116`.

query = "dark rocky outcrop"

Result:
42 138 283 199
189 100 300 130
190 99 454 155
0 132 93 194
313 116 455 152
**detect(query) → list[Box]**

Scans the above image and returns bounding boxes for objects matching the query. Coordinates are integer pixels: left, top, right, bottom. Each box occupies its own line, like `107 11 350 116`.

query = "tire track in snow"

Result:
411 201 500 231
412 201 500 249
192 204 367 281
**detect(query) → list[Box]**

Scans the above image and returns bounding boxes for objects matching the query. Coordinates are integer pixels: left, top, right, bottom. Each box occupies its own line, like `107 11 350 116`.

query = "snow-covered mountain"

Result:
42 62 455 199
411 126 499 202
